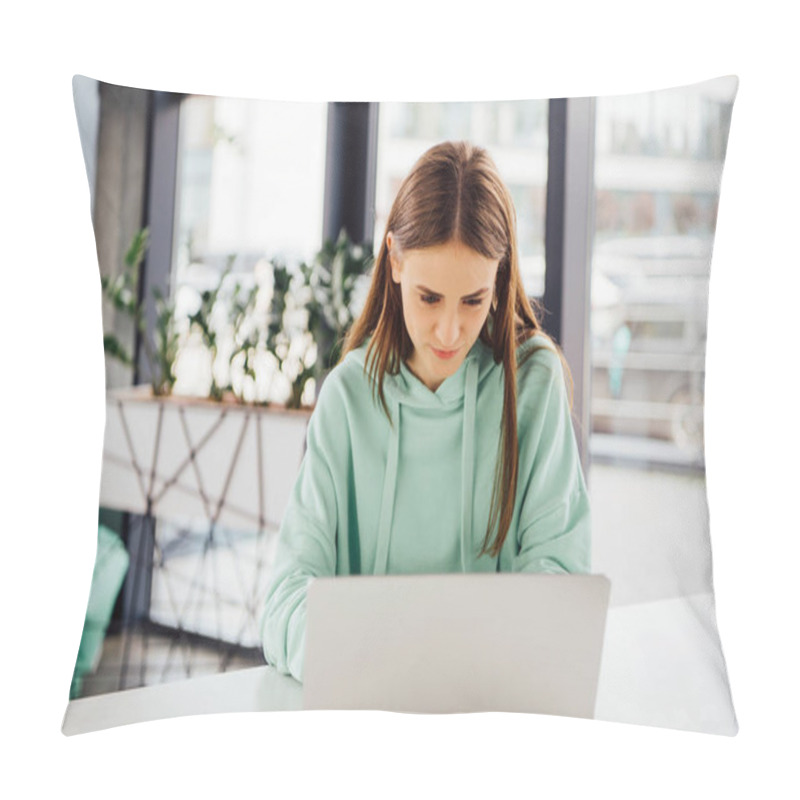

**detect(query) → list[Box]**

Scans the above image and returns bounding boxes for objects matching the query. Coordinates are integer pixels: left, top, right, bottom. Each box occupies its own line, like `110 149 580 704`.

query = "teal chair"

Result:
69 524 130 699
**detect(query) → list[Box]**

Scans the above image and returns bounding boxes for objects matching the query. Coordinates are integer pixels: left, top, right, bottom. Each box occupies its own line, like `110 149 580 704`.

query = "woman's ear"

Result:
387 231 401 284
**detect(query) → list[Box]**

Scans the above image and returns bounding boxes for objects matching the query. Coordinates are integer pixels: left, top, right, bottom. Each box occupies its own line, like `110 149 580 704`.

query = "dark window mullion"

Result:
544 97 596 476
136 91 183 387
322 102 380 247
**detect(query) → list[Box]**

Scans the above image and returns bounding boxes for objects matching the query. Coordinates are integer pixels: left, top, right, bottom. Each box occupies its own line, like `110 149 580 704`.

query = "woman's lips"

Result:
431 346 459 360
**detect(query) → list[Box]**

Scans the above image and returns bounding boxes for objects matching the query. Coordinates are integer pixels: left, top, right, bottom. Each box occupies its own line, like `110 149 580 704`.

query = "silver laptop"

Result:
303 573 611 717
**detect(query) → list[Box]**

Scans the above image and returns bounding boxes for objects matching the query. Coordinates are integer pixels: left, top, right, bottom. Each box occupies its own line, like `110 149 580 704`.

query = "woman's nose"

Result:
435 309 460 347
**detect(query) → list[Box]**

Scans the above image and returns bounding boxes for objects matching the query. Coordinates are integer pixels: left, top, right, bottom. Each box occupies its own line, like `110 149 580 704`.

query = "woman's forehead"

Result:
402 240 498 271
401 246 498 296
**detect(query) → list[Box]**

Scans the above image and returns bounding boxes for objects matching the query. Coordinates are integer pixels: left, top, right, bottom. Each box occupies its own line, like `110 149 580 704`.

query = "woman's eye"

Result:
420 295 484 306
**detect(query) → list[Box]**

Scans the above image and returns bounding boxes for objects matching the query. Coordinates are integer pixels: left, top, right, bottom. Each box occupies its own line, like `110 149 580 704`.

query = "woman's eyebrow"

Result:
415 285 490 299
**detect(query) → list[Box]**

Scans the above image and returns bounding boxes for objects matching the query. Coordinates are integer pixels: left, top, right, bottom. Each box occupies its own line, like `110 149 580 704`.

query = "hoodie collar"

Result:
383 340 494 410
371 341 490 575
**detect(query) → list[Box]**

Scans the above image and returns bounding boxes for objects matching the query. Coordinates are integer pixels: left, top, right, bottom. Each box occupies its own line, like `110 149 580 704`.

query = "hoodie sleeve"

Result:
259 381 342 683
512 345 591 575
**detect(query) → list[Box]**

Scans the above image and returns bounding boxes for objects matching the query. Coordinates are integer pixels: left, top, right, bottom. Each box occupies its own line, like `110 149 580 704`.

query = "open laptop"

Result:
303 573 610 717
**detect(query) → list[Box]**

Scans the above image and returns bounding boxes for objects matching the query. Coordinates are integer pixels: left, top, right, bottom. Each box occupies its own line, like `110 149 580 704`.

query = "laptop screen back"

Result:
303 573 610 717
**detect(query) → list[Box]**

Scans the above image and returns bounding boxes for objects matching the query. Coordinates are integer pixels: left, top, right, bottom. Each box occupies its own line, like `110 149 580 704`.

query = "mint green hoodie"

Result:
260 334 591 681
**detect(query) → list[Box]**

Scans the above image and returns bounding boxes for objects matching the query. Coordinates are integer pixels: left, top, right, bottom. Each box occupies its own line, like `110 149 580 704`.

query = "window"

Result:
169 96 328 398
374 101 549 298
589 77 738 467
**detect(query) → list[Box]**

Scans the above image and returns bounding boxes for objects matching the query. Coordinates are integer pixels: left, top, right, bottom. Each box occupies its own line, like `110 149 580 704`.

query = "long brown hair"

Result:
343 140 564 558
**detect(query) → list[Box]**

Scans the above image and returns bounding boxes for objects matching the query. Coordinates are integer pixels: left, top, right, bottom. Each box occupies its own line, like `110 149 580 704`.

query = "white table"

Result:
62 593 737 736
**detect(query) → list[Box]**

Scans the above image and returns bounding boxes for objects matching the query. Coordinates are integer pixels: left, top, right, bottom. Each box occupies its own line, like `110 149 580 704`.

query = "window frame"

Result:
141 95 594 470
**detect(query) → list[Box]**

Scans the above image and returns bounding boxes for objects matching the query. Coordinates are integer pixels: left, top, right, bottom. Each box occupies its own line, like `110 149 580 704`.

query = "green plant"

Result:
103 228 372 408
152 286 180 396
264 261 316 409
226 277 262 403
261 231 372 407
187 256 234 401
101 228 179 396
301 228 373 384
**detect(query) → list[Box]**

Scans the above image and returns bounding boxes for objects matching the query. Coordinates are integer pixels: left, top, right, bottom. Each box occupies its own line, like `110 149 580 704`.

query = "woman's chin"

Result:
429 353 465 381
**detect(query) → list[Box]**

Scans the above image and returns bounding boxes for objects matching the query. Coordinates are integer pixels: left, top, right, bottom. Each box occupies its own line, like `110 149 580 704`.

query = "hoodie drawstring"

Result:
460 358 478 572
374 395 400 575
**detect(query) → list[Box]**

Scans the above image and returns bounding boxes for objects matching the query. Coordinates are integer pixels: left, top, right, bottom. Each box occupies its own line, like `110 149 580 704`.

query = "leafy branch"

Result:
100 228 178 396
301 229 372 383
187 255 235 401
226 277 262 403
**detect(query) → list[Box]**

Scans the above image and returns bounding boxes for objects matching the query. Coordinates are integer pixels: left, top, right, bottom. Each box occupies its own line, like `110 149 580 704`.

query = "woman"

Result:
261 141 590 682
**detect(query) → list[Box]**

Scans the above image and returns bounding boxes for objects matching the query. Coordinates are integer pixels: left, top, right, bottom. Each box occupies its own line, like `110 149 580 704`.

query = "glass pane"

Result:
375 101 549 297
589 77 737 469
170 95 327 398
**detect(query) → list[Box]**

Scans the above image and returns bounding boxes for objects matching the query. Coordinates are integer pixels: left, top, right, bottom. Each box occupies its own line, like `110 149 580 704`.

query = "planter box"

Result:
100 386 311 534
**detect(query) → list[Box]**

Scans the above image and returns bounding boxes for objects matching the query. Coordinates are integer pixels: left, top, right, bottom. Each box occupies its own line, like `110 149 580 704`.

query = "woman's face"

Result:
388 234 500 392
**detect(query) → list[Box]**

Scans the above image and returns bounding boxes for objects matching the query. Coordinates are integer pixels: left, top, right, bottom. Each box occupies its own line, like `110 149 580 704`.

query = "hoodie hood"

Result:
348 341 499 575
347 338 498 409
